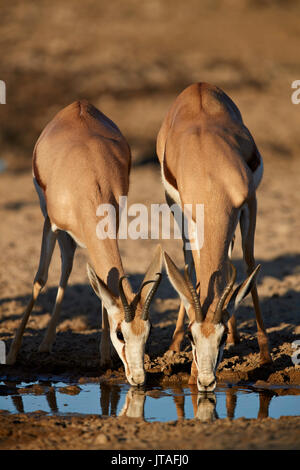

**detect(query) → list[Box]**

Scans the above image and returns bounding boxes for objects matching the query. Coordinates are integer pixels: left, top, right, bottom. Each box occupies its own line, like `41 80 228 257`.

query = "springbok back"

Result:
7 100 162 386
157 83 271 391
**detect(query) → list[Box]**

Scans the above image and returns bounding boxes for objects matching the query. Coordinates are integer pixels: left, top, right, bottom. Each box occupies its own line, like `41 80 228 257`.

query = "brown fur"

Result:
131 316 147 336
157 82 260 313
34 100 131 295
200 321 216 338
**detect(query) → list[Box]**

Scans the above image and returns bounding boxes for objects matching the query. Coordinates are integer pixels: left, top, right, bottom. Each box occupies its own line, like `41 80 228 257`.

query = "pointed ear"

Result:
86 263 117 312
140 244 163 304
163 251 194 313
227 264 261 315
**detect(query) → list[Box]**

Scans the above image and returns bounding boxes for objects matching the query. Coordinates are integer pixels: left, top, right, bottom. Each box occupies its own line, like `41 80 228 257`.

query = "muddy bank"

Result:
0 411 299 450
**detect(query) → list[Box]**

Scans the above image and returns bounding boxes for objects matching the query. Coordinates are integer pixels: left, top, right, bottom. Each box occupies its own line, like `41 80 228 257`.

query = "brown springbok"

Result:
157 83 271 392
7 100 162 386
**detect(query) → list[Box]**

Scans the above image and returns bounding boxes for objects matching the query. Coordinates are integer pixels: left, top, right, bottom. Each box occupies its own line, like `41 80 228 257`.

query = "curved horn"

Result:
184 265 204 323
119 276 134 323
214 262 237 324
141 273 162 321
130 279 157 312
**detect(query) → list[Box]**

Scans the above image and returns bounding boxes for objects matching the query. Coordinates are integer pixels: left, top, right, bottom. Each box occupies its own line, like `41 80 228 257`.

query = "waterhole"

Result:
0 379 299 422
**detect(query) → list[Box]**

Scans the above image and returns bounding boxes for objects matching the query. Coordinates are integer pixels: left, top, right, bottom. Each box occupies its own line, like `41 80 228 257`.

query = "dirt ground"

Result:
0 0 300 451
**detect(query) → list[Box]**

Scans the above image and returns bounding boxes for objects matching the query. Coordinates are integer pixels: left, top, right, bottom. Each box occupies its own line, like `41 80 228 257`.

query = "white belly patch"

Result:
161 163 181 207
66 231 86 248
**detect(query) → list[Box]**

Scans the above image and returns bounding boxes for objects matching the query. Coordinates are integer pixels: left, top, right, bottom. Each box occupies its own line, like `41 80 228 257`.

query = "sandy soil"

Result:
0 0 300 451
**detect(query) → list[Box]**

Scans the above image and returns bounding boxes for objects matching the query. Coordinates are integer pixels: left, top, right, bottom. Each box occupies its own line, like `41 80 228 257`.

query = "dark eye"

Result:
116 329 125 342
187 330 194 344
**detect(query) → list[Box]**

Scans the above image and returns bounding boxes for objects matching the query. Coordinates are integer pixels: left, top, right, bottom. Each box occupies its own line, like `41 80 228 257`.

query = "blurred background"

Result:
0 0 300 171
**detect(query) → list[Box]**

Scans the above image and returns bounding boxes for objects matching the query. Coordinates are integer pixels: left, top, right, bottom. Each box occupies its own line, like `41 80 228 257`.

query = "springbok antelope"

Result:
7 100 162 386
157 82 272 392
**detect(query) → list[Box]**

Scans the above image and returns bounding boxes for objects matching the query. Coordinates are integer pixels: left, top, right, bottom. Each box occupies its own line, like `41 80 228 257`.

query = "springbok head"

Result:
164 251 261 392
87 246 162 386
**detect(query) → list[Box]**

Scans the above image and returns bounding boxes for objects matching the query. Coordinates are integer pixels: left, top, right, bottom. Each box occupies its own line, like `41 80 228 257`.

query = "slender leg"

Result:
257 392 272 419
39 231 76 352
12 395 25 413
100 304 111 367
110 386 121 416
46 386 59 414
171 385 185 420
100 383 110 415
6 216 57 364
227 315 240 345
226 388 237 419
240 197 272 364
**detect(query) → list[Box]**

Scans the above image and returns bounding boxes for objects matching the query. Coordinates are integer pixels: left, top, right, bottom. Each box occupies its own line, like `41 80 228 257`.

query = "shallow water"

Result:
0 379 299 422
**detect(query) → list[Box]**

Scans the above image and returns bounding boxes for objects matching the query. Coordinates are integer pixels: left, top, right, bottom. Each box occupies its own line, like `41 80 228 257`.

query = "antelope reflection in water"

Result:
171 384 274 422
98 383 274 422
3 381 274 421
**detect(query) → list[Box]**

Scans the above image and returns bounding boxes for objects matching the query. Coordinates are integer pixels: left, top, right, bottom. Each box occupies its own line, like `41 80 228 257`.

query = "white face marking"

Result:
190 321 227 392
108 314 150 386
